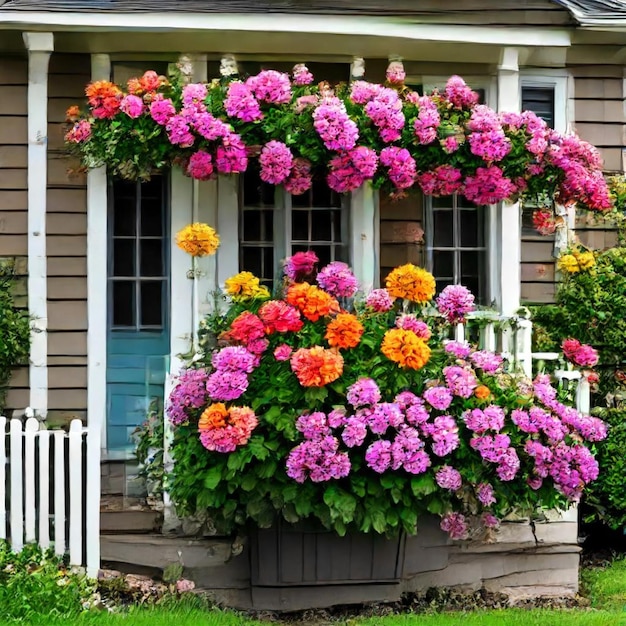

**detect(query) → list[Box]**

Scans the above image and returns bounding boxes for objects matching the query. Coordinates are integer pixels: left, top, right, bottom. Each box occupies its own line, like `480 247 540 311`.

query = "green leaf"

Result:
304 387 328 404
203 466 222 490
411 474 437 497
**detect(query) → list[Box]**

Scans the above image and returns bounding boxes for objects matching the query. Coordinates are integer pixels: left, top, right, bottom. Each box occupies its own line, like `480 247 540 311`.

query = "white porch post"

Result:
496 47 522 317
87 54 110 450
23 32 53 418
350 183 379 294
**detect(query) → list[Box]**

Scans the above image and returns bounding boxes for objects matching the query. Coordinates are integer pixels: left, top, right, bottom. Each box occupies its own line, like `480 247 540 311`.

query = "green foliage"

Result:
133 399 165 498
0 540 96 622
0 263 31 413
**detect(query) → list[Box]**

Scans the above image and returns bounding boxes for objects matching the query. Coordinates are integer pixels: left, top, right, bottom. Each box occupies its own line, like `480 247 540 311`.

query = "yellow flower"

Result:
225 271 260 297
557 254 580 274
574 251 595 271
176 223 220 257
385 264 436 303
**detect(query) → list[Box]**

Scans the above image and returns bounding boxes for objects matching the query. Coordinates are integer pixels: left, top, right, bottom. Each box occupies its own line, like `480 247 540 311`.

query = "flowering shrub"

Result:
65 65 611 215
167 252 606 538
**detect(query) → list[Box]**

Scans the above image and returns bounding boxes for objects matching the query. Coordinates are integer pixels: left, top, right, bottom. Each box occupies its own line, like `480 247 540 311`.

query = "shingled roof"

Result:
0 0 624 23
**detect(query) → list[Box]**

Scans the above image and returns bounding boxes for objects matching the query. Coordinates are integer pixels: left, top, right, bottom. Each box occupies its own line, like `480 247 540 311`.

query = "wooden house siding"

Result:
46 53 90 421
0 55 29 415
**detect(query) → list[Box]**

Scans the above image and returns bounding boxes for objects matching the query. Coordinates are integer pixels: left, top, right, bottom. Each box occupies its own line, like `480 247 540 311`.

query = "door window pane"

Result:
140 239 164 277
113 240 135 277
140 281 163 327
112 281 135 327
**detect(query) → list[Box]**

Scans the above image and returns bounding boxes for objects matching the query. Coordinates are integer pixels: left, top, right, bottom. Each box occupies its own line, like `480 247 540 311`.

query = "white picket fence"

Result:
0 416 100 577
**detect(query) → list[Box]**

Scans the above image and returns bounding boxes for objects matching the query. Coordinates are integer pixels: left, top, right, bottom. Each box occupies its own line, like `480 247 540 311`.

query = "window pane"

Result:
333 210 343 242
433 210 453 247
113 239 135 276
112 281 135 327
460 208 484 247
291 189 311 208
291 210 309 241
241 247 263 278
432 196 454 209
436 278 454 294
312 245 331 267
140 239 163 277
460 251 483 278
140 197 163 237
311 210 332 241
113 196 136 236
140 281 163 327
433 250 454 279
243 209 261 241
262 247 274 282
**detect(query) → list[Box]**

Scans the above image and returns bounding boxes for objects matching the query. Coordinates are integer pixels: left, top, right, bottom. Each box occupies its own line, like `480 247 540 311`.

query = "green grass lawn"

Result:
16 557 626 626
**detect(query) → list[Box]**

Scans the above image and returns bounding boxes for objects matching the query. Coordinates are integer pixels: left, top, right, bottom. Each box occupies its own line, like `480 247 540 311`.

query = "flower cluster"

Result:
558 249 596 274
176 222 220 257
68 68 612 218
561 338 599 368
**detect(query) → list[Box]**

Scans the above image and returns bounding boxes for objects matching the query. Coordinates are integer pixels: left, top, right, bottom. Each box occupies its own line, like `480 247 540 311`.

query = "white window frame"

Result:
519 70 570 134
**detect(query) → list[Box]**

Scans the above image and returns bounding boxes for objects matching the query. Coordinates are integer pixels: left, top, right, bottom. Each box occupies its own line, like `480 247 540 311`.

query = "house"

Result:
0 0 623 609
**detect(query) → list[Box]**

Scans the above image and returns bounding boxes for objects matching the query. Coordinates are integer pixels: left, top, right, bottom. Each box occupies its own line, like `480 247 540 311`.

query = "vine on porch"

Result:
64 62 612 229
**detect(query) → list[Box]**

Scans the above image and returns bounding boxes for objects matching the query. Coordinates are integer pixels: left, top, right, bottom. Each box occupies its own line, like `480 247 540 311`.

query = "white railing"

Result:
0 416 100 577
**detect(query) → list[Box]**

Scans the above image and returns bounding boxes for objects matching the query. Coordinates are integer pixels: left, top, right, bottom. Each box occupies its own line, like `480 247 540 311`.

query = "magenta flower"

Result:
259 140 293 185
347 378 381 408
186 150 214 180
224 82 263 122
436 285 475 323
296 411 331 440
211 346 257 373
341 416 368 448
327 146 378 193
423 387 453 411
444 75 479 109
283 250 318 281
365 439 393 473
149 97 176 125
380 147 417 190
206 369 249 401
313 97 359 151
444 340 471 360
444 366 477 399
440 511 469 540
182 83 208 109
463 166 516 205
247 70 292 104
470 350 503 374
65 119 91 143
167 368 209 426
317 261 359 298
476 482 496 506
435 466 462 491
395 315 431 339
284 158 313 196
166 115 194 147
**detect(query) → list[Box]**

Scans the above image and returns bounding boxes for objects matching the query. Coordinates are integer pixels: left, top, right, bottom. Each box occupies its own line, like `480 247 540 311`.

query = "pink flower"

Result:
247 70 292 104
274 344 293 361
444 340 471 360
444 75 479 109
423 387 453 411
224 82 263 122
417 165 463 197
215 133 248 174
284 251 319 282
413 96 440 144
313 97 359 151
365 288 394 312
327 146 378 193
436 284 475 323
120 94 144 118
435 466 462 491
476 482 496 506
292 63 314 86
166 115 194 147
186 150 214 180
317 261 359 298
149 97 176 125
284 158 313 196
365 439 393 473
380 147 417 191
463 166 516 205
259 140 293 185
64 119 91 143
395 315 431 339
386 61 406 85
440 511 468 540
176 579 196 593
182 83 208 109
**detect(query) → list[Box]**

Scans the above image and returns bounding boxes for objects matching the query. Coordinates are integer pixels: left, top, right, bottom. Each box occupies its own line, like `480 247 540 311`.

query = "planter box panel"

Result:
251 526 405 587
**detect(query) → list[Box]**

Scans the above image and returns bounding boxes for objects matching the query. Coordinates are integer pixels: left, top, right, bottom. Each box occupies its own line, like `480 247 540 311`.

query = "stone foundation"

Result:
100 508 579 611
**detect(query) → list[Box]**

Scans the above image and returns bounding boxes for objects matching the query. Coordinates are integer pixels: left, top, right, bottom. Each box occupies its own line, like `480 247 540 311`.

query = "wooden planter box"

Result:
249 523 406 587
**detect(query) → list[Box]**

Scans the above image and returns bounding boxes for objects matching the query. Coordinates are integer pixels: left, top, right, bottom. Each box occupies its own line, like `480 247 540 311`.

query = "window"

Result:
239 166 348 288
425 195 488 304
522 86 555 129
108 177 169 330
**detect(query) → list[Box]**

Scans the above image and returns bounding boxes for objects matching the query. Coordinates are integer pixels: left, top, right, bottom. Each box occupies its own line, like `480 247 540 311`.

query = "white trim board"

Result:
0 12 572 47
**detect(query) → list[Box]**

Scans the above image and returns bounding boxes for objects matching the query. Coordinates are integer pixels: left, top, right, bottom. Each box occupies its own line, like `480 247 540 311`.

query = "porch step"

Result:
100 496 162 535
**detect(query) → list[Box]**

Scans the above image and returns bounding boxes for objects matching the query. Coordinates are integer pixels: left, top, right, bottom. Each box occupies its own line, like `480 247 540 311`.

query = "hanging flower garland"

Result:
65 65 613 220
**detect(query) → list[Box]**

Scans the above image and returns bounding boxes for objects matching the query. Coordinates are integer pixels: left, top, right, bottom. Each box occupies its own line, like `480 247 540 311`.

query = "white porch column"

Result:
87 53 110 450
23 32 53 417
496 47 522 316
350 183 379 294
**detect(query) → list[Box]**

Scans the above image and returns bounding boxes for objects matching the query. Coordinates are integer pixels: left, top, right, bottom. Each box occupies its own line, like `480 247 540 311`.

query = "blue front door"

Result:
106 177 170 452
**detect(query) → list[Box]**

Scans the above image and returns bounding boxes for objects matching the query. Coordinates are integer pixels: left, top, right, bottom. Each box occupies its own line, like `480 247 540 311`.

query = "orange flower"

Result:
139 70 161 93
198 403 228 430
381 328 431 370
325 313 364 350
127 77 142 94
290 346 344 387
65 105 80 122
385 264 436 303
286 282 340 322
85 80 122 106
176 223 220 257
474 385 491 401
